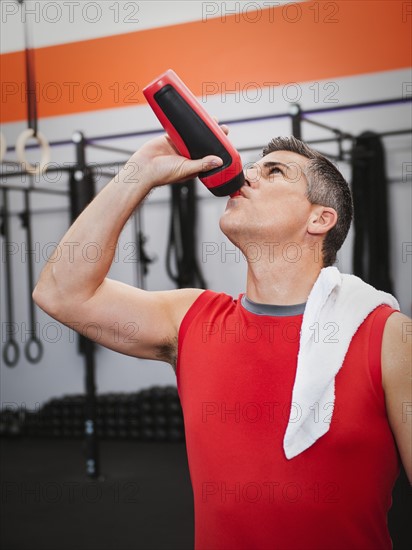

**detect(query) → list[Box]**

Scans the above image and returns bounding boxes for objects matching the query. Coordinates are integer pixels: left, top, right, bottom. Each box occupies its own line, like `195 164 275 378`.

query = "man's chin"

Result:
219 216 243 246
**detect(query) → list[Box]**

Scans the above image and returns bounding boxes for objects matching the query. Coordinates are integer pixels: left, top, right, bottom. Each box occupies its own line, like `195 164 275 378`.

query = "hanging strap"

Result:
15 1 51 174
18 0 38 136
166 180 207 289
351 131 393 293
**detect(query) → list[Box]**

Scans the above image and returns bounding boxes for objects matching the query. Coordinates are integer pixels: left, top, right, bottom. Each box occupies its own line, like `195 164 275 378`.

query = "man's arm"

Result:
32 135 223 367
381 312 412 484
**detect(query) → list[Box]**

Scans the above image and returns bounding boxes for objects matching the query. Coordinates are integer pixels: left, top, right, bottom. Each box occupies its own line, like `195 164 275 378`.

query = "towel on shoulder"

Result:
283 266 400 459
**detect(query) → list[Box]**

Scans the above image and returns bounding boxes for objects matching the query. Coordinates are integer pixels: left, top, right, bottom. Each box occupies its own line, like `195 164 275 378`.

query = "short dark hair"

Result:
262 136 353 267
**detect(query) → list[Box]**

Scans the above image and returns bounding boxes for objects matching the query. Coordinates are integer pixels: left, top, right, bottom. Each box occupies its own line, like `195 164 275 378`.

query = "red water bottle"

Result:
143 69 244 197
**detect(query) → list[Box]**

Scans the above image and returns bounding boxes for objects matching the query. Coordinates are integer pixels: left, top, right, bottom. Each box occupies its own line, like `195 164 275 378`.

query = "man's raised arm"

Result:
32 135 223 367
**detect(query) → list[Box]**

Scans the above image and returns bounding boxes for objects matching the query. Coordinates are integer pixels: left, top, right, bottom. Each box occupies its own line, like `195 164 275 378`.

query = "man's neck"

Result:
245 256 322 306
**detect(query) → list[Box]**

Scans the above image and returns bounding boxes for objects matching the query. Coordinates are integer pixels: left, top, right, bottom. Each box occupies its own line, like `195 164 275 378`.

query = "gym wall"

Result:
1 0 411 409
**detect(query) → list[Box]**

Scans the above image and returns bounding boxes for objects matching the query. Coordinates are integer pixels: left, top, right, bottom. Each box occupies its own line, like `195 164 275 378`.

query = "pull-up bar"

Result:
4 96 410 155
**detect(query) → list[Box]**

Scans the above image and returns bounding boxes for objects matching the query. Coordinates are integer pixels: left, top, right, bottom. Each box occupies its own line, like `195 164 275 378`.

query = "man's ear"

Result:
307 206 338 236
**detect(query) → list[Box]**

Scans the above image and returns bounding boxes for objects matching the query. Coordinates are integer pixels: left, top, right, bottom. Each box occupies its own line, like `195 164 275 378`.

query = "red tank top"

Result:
176 291 400 550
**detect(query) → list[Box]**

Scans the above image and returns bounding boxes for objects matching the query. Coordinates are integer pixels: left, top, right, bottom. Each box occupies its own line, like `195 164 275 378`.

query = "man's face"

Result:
219 150 315 247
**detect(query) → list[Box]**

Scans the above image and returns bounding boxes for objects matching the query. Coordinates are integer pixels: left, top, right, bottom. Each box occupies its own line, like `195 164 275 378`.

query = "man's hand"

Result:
132 134 223 188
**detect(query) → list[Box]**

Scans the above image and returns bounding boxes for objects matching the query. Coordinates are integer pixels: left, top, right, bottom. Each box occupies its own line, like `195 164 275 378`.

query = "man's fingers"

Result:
180 155 223 179
200 155 224 170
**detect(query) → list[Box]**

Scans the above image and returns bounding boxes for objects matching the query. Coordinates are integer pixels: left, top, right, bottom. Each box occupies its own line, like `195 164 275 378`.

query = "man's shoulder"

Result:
381 311 411 355
162 288 231 326
380 310 411 390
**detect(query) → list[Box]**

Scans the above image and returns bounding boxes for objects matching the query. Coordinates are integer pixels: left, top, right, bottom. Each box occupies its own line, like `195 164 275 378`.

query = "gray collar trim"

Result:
241 294 306 317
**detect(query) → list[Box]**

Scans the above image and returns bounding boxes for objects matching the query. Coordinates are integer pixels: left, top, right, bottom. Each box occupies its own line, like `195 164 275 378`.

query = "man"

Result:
33 131 411 550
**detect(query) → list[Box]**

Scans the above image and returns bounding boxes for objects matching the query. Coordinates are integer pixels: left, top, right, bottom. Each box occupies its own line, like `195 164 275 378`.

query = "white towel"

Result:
283 266 399 459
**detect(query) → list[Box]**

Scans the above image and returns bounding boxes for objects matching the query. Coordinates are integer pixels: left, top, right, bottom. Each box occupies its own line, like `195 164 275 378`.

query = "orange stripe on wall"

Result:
1 0 411 123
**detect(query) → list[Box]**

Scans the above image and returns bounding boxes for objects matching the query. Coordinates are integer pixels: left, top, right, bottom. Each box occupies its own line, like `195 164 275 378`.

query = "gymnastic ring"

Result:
24 336 44 364
3 338 20 368
15 128 51 175
0 132 6 163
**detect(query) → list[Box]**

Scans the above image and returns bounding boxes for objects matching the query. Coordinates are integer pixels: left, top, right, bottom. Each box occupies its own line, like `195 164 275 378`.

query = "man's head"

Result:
262 137 353 266
219 136 353 267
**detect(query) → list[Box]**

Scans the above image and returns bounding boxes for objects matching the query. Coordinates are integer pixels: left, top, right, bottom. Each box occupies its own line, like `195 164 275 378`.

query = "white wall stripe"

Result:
1 0 307 54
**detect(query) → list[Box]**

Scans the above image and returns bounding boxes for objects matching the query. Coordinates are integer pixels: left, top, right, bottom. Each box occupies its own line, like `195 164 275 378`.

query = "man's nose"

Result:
244 166 259 185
